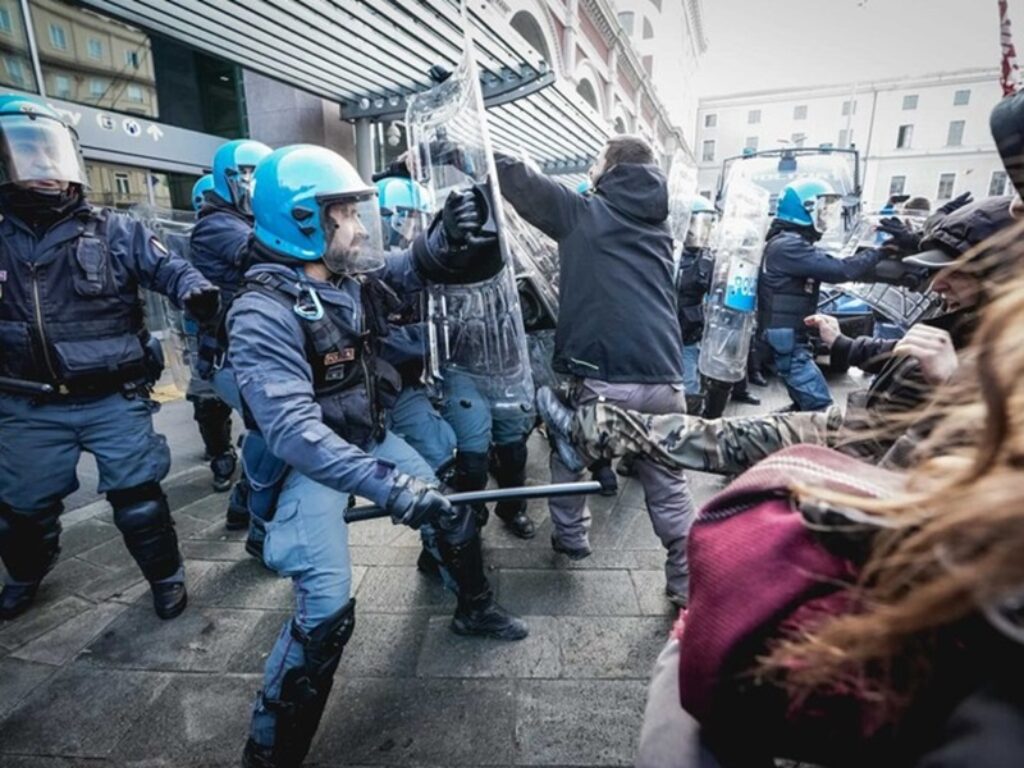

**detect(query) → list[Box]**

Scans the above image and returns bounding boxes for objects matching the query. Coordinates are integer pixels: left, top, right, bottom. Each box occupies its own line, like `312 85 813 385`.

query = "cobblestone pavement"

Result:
0 372 861 767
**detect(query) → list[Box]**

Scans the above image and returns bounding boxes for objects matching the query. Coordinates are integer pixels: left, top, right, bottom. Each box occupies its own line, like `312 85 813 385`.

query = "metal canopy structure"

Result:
80 0 609 172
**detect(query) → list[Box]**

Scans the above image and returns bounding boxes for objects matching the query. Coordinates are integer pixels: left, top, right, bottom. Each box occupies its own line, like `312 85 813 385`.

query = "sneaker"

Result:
0 581 41 621
732 390 761 406
452 597 529 640
551 533 592 561
151 581 188 620
536 387 586 473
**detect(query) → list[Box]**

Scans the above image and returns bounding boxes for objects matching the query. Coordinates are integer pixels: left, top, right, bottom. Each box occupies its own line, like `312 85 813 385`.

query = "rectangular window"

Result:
124 49 140 69
52 74 71 98
87 38 103 60
947 120 965 147
618 11 635 36
902 94 918 110
838 128 854 148
48 23 67 50
702 139 715 162
990 170 1009 196
889 175 906 197
0 7 11 34
4 56 24 86
699 189 712 200
937 173 956 201
745 136 759 151
114 172 131 196
127 84 143 102
897 124 914 149
841 99 857 116
953 89 971 106
747 109 761 124
89 78 106 98
793 105 808 120
791 132 806 148
704 113 717 128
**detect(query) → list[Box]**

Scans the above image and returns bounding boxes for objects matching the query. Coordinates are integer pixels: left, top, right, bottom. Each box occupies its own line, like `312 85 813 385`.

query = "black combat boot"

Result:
108 484 187 620
439 532 528 640
0 502 62 620
192 396 234 491
491 442 536 539
225 475 250 530
242 600 356 768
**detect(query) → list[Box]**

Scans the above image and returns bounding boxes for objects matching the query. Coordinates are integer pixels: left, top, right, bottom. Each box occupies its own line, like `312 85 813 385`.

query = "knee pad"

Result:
108 483 180 582
454 451 489 492
264 599 356 765
190 396 232 423
0 501 63 582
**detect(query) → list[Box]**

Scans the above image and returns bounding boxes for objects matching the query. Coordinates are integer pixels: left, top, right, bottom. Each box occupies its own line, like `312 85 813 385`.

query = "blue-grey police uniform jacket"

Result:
758 229 883 341
0 199 213 392
227 250 432 510
189 196 252 304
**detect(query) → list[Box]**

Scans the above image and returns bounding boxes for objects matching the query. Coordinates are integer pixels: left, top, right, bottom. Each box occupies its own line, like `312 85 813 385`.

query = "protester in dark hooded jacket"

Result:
494 136 696 606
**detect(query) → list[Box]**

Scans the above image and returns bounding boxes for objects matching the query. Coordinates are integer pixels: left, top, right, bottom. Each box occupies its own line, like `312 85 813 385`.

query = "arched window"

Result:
642 16 654 39
614 117 627 134
576 79 599 111
510 11 551 66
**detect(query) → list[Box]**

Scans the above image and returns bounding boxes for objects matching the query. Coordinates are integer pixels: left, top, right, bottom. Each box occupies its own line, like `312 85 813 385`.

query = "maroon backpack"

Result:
675 445 907 759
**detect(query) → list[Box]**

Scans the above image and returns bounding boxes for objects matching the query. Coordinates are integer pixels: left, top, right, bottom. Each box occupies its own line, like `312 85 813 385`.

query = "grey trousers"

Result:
636 636 724 768
548 379 695 595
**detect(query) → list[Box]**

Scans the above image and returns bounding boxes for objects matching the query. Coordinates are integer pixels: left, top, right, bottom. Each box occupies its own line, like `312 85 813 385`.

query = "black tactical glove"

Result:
876 217 921 254
384 473 451 529
442 189 485 245
183 286 221 324
936 191 973 217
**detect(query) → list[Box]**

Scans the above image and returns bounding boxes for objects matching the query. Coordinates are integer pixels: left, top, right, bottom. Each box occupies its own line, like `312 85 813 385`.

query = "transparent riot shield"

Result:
667 151 699 244
128 204 195 396
835 211 941 328
698 180 771 383
406 8 533 412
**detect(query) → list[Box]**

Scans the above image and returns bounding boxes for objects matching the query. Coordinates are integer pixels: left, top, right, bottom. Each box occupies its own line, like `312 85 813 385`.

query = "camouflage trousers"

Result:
572 402 845 476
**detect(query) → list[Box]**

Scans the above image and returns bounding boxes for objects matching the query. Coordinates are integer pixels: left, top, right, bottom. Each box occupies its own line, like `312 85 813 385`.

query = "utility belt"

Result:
3 331 163 400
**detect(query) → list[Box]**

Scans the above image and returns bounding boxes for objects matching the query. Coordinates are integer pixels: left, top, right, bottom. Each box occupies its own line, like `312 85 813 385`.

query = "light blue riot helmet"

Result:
0 94 86 187
685 194 717 249
576 179 591 195
211 138 271 215
375 175 432 249
252 144 384 275
776 177 843 234
191 173 214 211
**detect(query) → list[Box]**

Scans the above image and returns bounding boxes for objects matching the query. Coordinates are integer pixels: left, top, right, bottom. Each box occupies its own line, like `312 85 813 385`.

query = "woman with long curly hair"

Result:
636 261 1024 767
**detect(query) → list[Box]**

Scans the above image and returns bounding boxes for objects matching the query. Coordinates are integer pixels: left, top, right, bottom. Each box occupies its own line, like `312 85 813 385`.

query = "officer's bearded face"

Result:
323 201 368 273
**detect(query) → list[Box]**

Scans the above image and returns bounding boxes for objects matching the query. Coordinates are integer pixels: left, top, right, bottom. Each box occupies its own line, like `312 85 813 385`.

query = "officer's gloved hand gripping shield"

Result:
405 17 533 413
699 179 771 383
0 96 86 187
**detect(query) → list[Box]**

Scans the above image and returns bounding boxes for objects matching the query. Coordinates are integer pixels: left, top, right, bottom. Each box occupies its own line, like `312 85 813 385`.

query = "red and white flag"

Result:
1001 0 1021 95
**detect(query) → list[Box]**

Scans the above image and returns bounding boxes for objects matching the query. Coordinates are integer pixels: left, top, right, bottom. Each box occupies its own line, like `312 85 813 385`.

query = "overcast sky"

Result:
698 0 1024 96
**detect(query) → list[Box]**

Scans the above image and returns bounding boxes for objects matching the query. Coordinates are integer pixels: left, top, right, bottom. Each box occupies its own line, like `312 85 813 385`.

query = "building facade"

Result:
696 68 1007 209
497 0 706 159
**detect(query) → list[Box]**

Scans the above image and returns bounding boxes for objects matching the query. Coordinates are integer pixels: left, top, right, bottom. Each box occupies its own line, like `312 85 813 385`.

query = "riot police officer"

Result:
0 95 219 620
182 172 235 488
757 178 883 411
228 145 527 767
189 139 272 526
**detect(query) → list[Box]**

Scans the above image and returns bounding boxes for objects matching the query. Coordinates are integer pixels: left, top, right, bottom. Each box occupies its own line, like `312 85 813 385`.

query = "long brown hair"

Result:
761 235 1024 715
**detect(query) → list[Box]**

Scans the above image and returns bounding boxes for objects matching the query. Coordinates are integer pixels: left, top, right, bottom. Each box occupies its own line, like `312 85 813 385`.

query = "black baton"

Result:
344 481 603 523
0 376 54 397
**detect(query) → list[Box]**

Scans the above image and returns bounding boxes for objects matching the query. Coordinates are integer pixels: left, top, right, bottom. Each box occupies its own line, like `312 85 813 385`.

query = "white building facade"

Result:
695 68 1008 209
500 0 707 159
